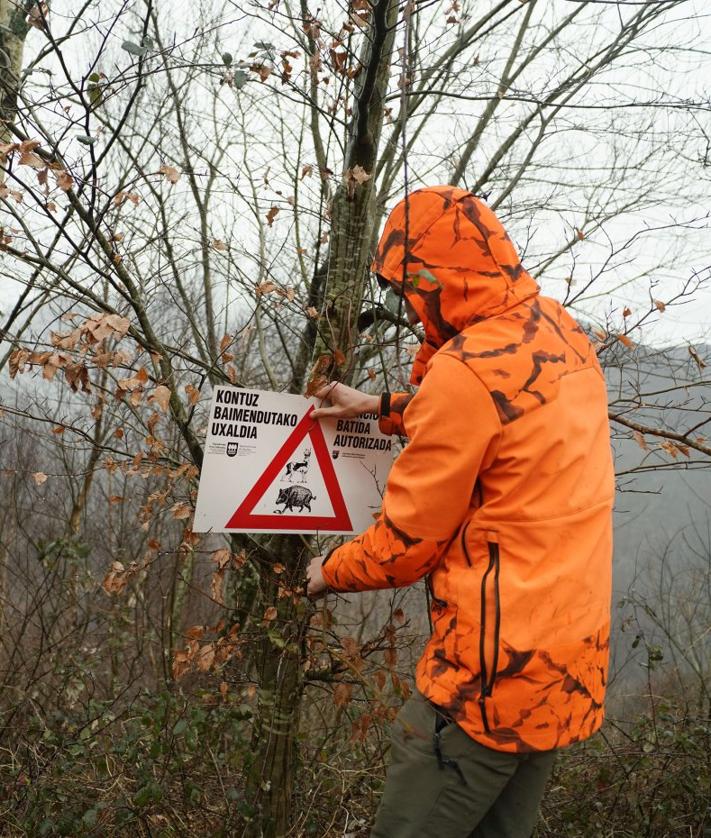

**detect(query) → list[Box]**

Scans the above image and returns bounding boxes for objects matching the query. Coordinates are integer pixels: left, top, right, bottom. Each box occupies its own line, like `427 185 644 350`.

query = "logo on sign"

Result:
227 442 239 458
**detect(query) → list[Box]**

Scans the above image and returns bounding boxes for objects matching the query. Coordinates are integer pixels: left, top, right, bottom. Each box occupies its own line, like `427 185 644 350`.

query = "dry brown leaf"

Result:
266 206 280 226
102 561 126 594
211 548 232 570
622 306 632 318
102 560 138 595
306 306 320 319
55 170 74 192
148 384 171 412
263 606 278 622
33 472 48 485
306 373 327 397
256 280 277 296
212 238 227 251
42 359 60 381
159 165 181 184
344 165 371 198
172 649 191 680
185 383 200 405
0 184 23 203
334 682 352 707
688 345 706 370
383 646 397 668
251 63 272 82
104 314 130 337
19 151 44 169
170 502 192 520
65 362 91 393
8 348 30 378
197 644 215 672
654 300 666 313
617 333 634 349
113 191 141 207
118 367 149 391
633 431 648 451
211 568 226 605
660 440 679 458
27 2 49 29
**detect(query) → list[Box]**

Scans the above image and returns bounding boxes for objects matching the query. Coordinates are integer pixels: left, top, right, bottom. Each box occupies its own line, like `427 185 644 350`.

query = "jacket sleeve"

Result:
322 354 501 592
378 391 414 436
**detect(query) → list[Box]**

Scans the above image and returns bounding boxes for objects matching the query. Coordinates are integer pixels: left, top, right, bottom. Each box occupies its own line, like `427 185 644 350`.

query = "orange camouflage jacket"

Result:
321 185 614 753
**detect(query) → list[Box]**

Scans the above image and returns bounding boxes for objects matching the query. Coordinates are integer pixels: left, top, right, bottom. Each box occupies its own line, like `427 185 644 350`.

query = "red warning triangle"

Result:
225 406 353 531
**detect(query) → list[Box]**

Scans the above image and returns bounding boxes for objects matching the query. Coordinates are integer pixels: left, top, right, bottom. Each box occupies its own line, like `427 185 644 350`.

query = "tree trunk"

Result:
301 0 399 384
246 4 399 834
0 0 31 152
244 536 308 837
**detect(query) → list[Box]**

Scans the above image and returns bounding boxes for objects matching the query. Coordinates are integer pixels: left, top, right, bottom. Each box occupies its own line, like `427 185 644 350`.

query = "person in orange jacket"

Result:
307 185 614 837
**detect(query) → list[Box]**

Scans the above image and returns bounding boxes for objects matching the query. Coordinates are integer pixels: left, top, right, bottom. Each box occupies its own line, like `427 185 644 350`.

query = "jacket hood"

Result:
372 185 539 384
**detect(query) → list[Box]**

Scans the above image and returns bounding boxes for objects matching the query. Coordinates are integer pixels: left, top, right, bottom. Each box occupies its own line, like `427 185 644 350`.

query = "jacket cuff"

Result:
378 391 413 436
320 545 345 591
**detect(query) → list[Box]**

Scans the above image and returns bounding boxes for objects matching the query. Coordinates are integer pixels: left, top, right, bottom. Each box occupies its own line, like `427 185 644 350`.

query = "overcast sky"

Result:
2 0 710 357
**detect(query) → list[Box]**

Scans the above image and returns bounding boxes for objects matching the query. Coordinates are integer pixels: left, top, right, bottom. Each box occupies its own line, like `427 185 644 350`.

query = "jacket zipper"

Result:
477 541 501 733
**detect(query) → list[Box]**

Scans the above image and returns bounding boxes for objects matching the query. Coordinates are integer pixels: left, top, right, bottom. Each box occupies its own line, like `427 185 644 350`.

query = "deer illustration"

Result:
282 448 312 483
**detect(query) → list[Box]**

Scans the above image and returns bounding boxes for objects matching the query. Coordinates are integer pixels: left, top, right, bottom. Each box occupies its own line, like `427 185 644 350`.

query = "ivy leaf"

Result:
88 84 103 107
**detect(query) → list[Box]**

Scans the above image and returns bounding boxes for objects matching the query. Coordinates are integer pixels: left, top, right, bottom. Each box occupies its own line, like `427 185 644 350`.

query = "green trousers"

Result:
371 690 556 838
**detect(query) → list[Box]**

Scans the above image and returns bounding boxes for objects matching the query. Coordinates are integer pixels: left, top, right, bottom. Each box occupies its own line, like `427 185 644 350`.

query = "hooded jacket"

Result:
321 185 614 753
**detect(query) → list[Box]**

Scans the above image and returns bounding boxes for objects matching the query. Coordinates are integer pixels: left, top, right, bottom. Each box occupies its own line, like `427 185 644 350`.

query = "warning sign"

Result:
193 387 394 534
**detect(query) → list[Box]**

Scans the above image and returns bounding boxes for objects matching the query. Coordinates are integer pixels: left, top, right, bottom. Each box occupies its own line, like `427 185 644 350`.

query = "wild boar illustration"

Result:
275 485 316 513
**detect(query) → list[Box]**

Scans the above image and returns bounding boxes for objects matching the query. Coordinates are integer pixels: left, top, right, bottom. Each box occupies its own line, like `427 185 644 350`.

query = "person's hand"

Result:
306 555 328 598
311 382 380 420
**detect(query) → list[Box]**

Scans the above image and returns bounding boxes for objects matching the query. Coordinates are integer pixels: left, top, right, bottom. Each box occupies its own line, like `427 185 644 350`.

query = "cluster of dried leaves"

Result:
172 620 242 680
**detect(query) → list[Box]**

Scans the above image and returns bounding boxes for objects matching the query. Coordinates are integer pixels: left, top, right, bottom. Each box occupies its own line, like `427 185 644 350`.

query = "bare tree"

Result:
1 0 711 834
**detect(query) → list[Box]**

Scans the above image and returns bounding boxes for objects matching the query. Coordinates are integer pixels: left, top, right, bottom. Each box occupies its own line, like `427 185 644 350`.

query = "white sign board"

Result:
193 387 394 534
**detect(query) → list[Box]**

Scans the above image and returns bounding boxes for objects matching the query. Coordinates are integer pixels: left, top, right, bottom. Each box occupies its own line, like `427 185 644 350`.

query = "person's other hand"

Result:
306 555 328 598
311 382 379 420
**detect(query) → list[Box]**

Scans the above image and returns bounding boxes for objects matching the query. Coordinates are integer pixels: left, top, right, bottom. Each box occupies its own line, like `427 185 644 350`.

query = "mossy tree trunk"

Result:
245 2 400 835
